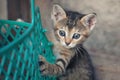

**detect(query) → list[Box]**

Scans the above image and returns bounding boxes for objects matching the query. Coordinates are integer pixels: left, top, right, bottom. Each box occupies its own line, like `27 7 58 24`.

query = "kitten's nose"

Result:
65 42 70 46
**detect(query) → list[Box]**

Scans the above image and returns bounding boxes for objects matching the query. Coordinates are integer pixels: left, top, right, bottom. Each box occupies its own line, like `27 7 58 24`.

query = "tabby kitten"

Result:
39 4 97 80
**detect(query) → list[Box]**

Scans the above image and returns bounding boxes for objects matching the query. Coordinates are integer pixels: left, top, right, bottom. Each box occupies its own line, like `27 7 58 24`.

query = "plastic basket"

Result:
0 0 56 80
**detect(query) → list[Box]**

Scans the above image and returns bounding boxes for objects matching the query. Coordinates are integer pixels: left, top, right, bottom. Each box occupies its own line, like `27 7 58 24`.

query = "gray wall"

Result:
0 0 7 19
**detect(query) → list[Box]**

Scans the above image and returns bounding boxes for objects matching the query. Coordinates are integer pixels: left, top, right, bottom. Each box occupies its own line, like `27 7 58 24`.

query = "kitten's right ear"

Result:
51 4 66 24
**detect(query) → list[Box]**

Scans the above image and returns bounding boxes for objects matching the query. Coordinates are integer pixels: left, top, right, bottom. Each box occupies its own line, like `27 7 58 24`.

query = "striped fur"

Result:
39 4 97 80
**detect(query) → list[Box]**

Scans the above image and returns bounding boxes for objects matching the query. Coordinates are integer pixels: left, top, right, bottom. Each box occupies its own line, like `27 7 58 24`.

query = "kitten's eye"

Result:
59 30 66 37
73 33 80 39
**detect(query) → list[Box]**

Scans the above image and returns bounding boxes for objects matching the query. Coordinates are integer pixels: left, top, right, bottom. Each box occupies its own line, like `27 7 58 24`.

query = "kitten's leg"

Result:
39 50 74 75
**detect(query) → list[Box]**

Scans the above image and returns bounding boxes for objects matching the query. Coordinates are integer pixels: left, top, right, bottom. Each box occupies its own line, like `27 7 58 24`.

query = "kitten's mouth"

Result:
61 42 76 49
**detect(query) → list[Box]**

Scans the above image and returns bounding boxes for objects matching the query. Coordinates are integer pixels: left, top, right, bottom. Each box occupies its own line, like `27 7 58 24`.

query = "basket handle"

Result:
30 0 35 25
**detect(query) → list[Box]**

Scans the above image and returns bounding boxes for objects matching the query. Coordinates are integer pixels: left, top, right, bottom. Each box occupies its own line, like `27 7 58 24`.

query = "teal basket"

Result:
0 0 56 80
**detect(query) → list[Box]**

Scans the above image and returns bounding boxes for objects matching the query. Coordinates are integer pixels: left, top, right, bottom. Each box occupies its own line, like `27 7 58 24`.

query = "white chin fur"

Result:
65 44 76 49
67 44 75 48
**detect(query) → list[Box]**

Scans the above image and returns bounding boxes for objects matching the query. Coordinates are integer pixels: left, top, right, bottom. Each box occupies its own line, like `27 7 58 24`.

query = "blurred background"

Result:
0 0 120 80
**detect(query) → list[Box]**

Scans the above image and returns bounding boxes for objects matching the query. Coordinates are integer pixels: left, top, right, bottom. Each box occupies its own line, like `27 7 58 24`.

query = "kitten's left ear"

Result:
80 13 97 31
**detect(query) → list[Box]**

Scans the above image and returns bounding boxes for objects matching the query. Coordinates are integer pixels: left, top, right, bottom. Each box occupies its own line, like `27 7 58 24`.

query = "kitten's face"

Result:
51 4 96 49
54 19 88 48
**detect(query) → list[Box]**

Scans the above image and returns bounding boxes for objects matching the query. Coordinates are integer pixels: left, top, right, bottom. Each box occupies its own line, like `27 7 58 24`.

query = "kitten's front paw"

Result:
39 55 62 75
38 55 51 75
